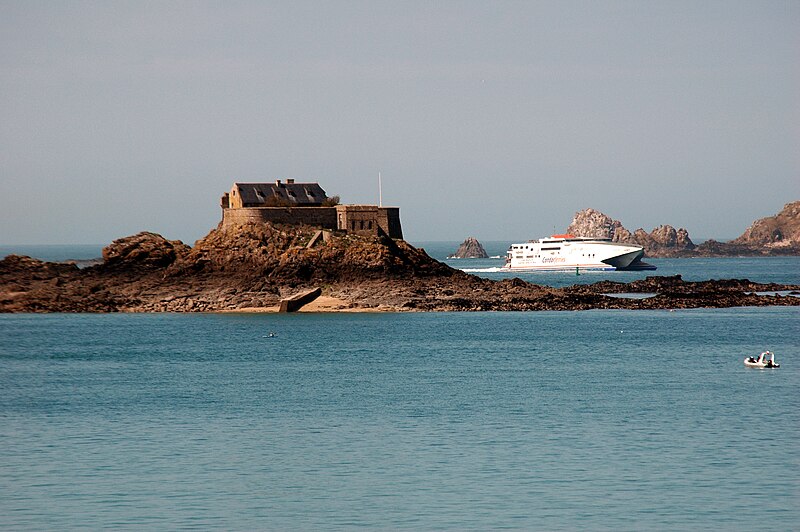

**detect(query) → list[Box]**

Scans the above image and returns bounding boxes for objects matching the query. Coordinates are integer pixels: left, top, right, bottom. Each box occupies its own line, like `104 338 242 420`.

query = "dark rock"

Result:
102 231 190 269
448 237 489 258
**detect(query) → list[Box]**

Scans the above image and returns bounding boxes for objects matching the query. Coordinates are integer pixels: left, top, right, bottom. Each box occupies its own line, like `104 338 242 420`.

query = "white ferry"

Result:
503 234 656 272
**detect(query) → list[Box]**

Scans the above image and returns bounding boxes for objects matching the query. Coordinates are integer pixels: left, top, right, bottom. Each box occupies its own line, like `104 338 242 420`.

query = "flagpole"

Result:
379 172 382 207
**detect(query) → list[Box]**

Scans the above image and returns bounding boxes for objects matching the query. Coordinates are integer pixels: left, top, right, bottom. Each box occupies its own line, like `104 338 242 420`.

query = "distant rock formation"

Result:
448 237 489 259
729 201 800 250
566 203 800 257
566 209 695 257
692 201 800 256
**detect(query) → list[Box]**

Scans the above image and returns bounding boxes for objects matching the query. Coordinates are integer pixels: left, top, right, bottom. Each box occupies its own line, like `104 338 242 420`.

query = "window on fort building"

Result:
360 220 364 230
368 221 373 230
351 220 356 230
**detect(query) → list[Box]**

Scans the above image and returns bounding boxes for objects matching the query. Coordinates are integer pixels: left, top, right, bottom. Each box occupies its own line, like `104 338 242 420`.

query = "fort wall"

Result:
335 205 403 239
222 207 338 229
220 186 403 239
383 207 403 240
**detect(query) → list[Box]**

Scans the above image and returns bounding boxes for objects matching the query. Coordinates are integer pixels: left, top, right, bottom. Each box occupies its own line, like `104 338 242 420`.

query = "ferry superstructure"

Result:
503 234 656 272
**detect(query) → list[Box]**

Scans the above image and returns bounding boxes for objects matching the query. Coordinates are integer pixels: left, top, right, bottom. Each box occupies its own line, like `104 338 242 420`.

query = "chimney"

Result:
286 178 295 184
275 179 282 187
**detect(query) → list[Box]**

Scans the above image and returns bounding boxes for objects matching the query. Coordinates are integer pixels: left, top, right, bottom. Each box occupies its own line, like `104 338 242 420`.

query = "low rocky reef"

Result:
567 201 800 257
2 222 798 313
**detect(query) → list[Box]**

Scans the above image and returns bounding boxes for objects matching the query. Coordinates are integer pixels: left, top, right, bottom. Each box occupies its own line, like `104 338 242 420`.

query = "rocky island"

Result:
566 201 800 257
2 181 798 313
448 237 489 259
2 222 798 313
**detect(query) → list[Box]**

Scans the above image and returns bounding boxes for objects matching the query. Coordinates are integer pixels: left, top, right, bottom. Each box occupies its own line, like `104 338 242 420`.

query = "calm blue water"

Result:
1 309 799 529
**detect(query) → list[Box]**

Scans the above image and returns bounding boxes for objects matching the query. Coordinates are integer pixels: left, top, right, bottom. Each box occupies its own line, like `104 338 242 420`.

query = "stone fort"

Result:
220 179 403 239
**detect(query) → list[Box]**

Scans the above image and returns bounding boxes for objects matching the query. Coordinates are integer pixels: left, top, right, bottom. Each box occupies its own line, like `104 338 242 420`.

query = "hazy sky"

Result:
1 1 798 244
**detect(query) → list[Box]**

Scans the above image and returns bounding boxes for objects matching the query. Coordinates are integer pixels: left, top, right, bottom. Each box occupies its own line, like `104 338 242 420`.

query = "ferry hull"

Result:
502 263 616 272
501 260 656 272
503 235 657 272
601 249 656 270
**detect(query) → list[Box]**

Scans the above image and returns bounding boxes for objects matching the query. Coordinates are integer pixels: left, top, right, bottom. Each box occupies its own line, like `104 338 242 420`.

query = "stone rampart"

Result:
221 204 403 239
382 207 403 240
335 205 403 239
222 207 338 229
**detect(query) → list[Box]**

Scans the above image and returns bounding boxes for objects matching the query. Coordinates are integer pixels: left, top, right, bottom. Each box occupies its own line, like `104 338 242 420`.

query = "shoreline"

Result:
3 228 800 314
221 296 377 313
217 296 405 313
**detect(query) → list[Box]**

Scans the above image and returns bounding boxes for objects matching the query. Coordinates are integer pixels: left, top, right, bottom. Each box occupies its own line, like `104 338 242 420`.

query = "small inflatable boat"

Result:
744 351 780 369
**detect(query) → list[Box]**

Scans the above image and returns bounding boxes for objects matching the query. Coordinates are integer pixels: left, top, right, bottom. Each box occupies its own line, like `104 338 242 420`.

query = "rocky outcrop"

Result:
0 222 462 313
629 225 695 256
729 201 800 250
564 208 622 240
2 221 799 313
448 237 489 259
690 201 800 256
102 232 191 269
567 203 800 257
566 209 695 257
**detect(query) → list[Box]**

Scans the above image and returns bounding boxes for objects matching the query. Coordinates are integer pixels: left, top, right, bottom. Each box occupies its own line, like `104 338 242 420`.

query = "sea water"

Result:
1 308 798 530
2 244 799 529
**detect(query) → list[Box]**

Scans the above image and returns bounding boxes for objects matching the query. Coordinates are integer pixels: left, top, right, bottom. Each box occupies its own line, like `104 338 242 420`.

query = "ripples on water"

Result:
1 309 798 529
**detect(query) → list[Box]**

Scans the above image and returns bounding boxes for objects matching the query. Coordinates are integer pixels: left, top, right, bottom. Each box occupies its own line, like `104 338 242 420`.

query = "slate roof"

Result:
234 182 328 206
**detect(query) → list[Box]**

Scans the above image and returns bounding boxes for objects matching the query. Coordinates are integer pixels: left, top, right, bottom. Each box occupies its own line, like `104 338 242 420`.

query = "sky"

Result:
1 0 798 245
